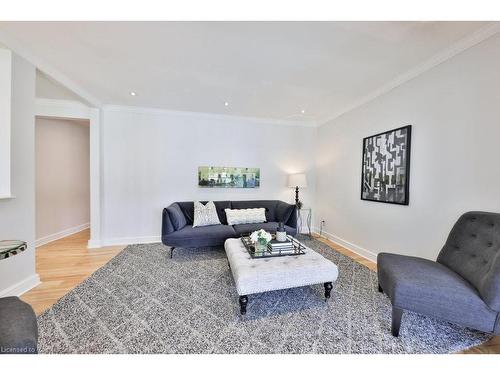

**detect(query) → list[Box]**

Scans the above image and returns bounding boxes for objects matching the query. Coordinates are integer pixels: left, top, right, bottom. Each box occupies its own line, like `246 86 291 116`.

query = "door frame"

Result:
35 98 101 248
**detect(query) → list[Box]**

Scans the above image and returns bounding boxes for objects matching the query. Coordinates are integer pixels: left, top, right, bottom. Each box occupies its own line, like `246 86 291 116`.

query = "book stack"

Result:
267 238 295 254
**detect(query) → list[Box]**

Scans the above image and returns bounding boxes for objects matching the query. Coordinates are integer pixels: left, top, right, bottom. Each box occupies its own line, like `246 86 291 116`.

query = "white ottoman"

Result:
224 238 339 314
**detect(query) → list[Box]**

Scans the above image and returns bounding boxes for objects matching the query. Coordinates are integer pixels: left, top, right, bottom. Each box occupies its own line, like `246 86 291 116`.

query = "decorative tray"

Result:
240 234 306 259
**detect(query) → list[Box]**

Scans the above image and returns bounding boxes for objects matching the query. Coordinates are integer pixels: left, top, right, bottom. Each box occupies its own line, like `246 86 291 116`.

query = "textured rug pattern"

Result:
37 236 491 353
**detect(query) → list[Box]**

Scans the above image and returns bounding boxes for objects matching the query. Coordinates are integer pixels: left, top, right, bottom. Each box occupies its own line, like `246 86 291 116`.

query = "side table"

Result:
297 208 312 238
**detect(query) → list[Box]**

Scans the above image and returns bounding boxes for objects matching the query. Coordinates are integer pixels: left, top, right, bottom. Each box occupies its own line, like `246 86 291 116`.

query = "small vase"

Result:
255 238 268 253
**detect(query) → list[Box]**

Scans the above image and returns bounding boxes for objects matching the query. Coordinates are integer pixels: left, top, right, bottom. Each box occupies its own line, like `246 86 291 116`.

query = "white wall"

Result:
315 32 500 262
0 52 39 296
0 48 12 198
101 107 317 245
35 117 90 245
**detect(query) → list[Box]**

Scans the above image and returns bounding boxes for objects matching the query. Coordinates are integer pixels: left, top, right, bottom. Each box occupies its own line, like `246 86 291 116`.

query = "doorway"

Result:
35 116 90 247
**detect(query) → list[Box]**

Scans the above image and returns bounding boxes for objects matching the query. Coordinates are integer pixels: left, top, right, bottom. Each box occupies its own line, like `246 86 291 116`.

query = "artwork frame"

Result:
360 125 412 205
198 166 260 188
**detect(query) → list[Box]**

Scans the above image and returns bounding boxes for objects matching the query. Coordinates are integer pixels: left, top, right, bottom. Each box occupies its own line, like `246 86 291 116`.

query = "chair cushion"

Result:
163 224 237 247
437 211 500 311
231 200 278 222
233 222 297 236
378 253 498 333
0 296 38 353
166 203 187 230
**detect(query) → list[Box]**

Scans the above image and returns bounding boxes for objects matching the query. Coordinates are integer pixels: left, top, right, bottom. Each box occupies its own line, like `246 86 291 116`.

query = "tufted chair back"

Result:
437 211 500 311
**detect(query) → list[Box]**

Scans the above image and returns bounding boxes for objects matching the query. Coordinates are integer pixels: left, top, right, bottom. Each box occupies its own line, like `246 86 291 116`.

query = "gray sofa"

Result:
0 296 38 354
378 211 500 337
162 200 297 257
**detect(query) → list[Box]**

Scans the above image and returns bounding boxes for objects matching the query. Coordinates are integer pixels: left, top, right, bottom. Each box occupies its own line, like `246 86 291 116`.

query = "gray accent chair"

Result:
162 200 297 257
0 296 38 354
378 211 500 337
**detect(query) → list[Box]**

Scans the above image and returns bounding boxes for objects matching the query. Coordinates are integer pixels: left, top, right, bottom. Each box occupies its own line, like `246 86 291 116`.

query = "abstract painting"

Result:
198 166 260 188
361 125 411 205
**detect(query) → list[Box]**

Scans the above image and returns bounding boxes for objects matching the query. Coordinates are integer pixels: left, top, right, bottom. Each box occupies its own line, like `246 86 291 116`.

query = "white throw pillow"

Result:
193 201 221 227
225 208 266 225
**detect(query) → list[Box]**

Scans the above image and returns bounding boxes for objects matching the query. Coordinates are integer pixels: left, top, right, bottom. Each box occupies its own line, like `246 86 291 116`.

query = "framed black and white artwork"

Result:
360 125 412 205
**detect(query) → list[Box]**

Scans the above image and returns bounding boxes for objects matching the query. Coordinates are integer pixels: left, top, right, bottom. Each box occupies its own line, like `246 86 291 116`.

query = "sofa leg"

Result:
170 247 175 259
378 284 383 293
239 295 248 315
391 306 403 337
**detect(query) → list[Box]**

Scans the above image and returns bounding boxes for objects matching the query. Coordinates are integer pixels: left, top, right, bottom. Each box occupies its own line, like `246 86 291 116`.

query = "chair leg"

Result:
391 306 403 337
170 247 175 259
378 284 383 293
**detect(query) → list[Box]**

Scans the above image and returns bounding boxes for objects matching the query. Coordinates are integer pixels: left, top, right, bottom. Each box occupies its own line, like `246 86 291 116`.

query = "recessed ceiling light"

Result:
301 109 305 114
130 91 137 96
224 101 229 107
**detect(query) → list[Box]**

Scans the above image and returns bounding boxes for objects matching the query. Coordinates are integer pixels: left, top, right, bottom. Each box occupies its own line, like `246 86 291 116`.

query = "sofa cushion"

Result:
437 211 500 311
231 200 278 222
177 201 231 225
233 222 297 236
276 201 295 224
164 224 237 247
378 252 498 333
166 203 187 230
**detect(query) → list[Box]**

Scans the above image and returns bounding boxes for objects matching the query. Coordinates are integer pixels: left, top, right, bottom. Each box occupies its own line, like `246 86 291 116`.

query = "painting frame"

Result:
360 125 412 205
198 166 260 188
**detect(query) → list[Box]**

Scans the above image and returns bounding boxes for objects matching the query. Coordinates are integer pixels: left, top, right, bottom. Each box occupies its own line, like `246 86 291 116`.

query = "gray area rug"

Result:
37 236 491 354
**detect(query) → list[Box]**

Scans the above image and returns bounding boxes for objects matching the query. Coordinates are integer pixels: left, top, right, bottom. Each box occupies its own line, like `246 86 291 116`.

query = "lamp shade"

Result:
287 173 307 188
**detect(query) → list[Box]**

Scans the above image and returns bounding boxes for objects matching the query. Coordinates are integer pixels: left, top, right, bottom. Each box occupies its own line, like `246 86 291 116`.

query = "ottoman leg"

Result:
170 247 175 259
324 282 333 300
378 284 383 293
239 295 248 315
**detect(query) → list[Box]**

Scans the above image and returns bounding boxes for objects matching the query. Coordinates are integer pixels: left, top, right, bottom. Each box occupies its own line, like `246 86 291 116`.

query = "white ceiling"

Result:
0 21 492 124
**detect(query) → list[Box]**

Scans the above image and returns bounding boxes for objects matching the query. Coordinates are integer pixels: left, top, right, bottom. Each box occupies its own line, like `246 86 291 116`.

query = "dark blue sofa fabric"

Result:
378 253 497 333
164 224 238 247
166 203 187 230
162 200 297 248
378 211 500 334
0 297 38 354
233 222 296 236
437 211 500 311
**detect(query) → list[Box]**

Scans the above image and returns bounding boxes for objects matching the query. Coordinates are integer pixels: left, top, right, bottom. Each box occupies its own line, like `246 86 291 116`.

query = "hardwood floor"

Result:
20 229 499 354
21 229 123 315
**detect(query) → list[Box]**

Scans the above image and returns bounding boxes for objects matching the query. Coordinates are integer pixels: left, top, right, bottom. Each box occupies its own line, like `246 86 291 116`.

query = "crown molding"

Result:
103 104 318 128
0 28 101 108
318 22 500 126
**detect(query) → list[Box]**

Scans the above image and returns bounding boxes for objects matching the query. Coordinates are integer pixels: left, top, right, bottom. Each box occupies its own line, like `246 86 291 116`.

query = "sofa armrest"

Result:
276 201 297 229
286 206 297 229
162 207 175 240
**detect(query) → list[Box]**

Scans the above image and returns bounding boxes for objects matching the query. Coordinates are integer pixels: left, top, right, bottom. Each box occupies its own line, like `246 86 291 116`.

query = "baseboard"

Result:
87 239 101 249
312 227 378 263
36 222 90 248
0 273 41 297
100 236 162 247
